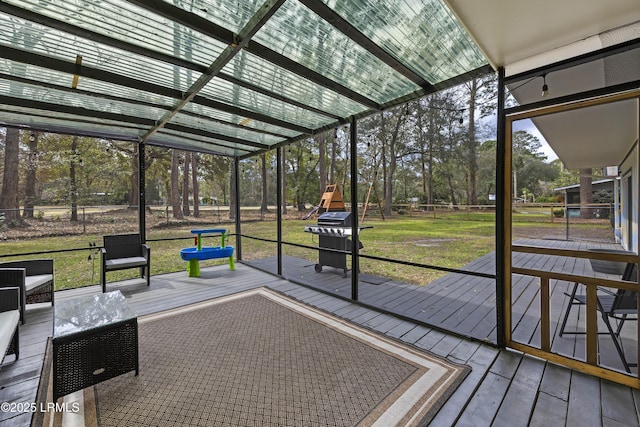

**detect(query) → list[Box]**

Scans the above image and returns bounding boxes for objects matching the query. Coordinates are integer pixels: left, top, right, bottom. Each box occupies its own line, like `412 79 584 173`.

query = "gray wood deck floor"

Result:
247 239 638 374
1 255 639 426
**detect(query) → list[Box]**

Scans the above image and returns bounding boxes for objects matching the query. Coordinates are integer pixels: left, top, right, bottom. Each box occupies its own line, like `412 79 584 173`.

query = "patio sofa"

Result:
0 287 20 365
101 233 150 292
0 259 55 324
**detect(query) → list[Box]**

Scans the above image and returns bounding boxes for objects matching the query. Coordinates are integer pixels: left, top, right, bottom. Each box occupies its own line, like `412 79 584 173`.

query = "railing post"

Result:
350 116 359 301
496 66 508 348
82 207 86 234
540 277 550 352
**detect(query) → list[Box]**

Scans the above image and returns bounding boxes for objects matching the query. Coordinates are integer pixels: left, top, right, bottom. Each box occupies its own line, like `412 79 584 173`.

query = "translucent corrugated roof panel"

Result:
223 50 370 118
0 15 204 92
3 0 227 68
0 76 169 121
169 111 285 146
0 0 491 157
169 0 266 35
200 77 336 130
0 62 178 109
253 0 421 104
0 106 147 140
322 0 487 84
155 129 251 157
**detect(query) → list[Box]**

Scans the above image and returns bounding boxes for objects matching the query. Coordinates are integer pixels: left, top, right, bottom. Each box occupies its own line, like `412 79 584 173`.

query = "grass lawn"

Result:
0 211 579 289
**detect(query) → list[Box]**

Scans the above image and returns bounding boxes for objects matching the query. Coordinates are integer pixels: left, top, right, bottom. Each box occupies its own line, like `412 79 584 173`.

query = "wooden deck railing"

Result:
509 245 640 388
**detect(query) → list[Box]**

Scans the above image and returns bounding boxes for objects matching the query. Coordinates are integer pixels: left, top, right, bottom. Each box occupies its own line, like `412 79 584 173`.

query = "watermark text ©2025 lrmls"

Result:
1 401 80 414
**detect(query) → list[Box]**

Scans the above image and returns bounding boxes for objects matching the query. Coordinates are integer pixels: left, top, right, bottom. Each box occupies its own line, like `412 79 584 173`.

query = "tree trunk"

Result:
383 107 406 217
318 133 327 193
329 129 337 184
70 135 78 222
182 152 190 216
171 150 183 219
281 148 287 215
0 128 21 224
23 131 38 218
130 143 140 209
467 78 479 205
260 153 268 212
192 153 199 218
580 168 593 219
447 174 459 207
229 160 236 220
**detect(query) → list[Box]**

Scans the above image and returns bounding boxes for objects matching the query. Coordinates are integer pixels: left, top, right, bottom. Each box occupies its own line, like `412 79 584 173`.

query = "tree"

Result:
511 130 558 200
0 128 20 224
229 160 236 220
70 135 79 221
280 148 287 215
192 153 200 218
318 133 327 194
1 20 44 225
171 150 183 219
461 74 497 204
23 132 39 218
182 152 191 216
381 106 408 216
580 168 593 219
260 153 268 213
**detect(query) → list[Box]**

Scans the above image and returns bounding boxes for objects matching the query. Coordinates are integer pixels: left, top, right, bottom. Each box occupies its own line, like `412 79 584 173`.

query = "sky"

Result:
482 115 559 163
512 119 558 162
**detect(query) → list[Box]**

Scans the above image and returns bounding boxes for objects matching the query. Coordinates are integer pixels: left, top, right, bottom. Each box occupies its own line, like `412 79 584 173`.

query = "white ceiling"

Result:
445 0 640 73
446 0 640 169
527 99 638 169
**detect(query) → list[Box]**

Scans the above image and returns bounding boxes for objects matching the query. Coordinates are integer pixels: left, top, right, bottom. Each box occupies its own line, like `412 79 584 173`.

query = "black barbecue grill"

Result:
304 212 372 277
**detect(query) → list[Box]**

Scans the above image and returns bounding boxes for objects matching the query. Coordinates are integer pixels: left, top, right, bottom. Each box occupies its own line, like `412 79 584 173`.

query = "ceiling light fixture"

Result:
541 73 549 98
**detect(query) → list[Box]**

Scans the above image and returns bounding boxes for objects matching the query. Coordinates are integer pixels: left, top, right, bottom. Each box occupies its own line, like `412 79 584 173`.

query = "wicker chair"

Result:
0 287 20 364
101 234 151 293
0 259 55 324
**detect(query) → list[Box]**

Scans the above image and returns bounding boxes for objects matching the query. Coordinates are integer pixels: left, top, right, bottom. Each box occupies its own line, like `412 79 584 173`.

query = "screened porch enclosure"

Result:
2 0 640 393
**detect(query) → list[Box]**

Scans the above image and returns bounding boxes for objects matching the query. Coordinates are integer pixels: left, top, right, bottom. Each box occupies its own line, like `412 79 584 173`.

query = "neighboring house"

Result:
553 178 617 221
553 179 615 204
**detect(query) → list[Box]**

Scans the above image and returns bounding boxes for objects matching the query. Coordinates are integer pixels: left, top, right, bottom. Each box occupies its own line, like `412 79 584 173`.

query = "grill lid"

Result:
318 211 352 226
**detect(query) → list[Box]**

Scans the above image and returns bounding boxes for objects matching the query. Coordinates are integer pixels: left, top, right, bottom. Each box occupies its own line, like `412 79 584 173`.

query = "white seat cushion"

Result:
0 310 19 357
25 274 53 292
105 256 148 270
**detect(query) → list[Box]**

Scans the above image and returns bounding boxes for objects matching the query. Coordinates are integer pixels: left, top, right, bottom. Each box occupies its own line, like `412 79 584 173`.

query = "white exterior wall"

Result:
619 144 639 253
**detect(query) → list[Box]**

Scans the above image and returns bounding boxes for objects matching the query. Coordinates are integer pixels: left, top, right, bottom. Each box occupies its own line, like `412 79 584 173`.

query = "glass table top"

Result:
53 290 137 338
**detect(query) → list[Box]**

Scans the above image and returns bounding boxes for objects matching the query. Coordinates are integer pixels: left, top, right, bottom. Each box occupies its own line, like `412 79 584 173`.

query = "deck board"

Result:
249 239 638 374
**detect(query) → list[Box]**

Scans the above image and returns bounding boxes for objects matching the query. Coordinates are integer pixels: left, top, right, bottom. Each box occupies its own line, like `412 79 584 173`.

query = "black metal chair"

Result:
559 259 638 372
101 234 151 293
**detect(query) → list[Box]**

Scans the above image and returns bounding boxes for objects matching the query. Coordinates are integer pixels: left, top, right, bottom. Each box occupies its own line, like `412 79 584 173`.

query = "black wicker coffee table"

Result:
52 290 138 401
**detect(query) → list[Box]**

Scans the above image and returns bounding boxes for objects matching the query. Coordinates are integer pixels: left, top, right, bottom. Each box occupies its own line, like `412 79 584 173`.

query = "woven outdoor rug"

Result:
36 287 469 426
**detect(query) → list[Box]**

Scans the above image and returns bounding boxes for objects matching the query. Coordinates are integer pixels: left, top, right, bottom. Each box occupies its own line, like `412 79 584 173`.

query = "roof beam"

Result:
0 71 292 140
126 0 381 110
147 137 248 157
0 45 311 134
163 123 269 149
139 0 288 143
297 0 433 90
0 95 269 151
